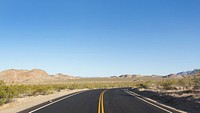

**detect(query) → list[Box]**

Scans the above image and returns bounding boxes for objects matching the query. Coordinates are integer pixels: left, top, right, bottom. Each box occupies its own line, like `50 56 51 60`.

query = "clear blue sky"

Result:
0 0 200 77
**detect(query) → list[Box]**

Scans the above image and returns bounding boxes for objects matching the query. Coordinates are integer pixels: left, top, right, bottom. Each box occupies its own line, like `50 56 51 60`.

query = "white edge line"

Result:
124 89 173 113
125 89 187 113
28 91 83 113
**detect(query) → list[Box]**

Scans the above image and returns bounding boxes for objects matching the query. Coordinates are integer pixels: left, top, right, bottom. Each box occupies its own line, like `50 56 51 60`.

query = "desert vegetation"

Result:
0 71 199 109
130 72 200 113
134 71 200 91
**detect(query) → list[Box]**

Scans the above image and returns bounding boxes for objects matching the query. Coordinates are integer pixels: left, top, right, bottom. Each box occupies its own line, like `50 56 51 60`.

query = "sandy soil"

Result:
0 89 88 113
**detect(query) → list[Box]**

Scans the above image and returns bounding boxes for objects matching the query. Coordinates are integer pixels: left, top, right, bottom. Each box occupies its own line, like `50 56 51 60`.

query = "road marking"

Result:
98 90 106 113
98 92 102 113
124 89 173 113
28 91 83 113
101 91 105 113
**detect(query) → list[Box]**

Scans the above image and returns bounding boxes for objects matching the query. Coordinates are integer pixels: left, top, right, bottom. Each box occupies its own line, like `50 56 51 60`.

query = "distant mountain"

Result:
111 74 163 79
111 74 142 78
119 74 141 78
164 69 200 78
164 74 183 78
53 73 79 80
112 69 200 79
0 69 79 84
177 69 200 75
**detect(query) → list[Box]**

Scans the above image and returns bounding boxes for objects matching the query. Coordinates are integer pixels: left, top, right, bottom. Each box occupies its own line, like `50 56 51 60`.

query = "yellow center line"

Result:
98 90 106 113
101 91 105 113
98 92 102 113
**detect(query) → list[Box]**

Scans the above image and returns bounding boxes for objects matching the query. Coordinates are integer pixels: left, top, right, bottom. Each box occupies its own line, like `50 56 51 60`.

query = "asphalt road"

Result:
19 88 182 113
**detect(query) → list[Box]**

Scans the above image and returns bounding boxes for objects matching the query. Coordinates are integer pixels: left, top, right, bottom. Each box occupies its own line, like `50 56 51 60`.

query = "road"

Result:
19 88 182 113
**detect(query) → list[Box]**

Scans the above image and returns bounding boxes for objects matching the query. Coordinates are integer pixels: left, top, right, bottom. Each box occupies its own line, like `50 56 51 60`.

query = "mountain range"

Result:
164 69 200 78
112 69 200 78
0 68 199 84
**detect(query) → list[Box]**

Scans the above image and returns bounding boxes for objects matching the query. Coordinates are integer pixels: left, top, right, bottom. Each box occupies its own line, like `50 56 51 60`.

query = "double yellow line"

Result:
98 90 106 113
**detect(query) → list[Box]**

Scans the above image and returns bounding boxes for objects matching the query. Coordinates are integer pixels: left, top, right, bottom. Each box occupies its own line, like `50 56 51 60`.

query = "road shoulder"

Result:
125 89 187 113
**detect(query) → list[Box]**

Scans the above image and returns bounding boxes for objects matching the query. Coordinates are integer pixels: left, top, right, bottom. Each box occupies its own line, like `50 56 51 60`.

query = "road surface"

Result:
19 88 182 113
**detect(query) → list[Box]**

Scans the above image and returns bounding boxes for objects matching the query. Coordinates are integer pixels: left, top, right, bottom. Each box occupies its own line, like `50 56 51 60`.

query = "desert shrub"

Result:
160 79 174 90
31 85 55 95
193 72 200 91
137 83 148 89
0 80 7 105
134 80 152 89
0 80 16 105
178 76 193 89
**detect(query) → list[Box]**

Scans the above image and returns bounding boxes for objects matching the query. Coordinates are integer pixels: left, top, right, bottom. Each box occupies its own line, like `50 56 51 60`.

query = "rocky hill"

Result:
0 69 53 84
0 69 78 84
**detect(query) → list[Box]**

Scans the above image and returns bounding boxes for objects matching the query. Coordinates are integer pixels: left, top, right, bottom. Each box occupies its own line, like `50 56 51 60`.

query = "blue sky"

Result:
0 0 200 77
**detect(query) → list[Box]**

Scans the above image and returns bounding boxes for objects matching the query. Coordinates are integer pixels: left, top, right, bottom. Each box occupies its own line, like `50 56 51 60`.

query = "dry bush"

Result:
159 79 174 90
177 76 193 90
193 72 200 91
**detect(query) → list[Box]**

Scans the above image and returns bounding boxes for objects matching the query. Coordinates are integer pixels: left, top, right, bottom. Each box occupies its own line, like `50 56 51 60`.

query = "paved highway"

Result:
19 88 183 113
